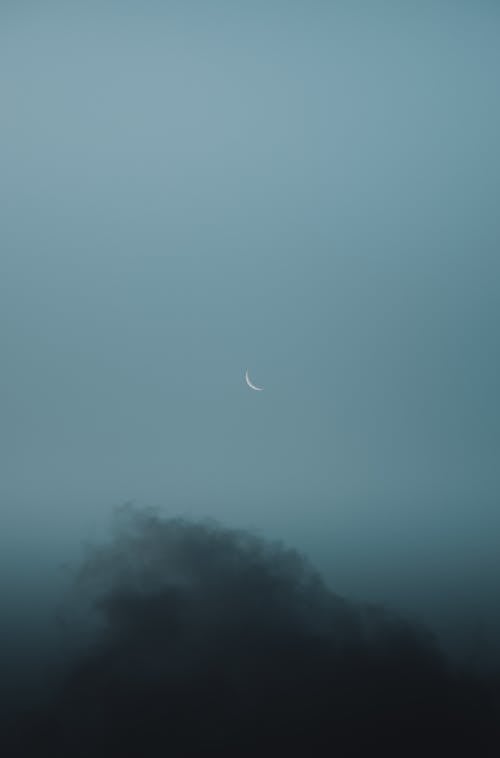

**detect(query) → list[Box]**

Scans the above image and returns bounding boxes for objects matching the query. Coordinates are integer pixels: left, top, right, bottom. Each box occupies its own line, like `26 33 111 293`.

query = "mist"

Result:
2 506 499 755
1 2 500 753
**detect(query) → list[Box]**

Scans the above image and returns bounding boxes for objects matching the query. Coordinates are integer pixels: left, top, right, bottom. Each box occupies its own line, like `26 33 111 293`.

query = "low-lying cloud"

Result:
3 505 499 756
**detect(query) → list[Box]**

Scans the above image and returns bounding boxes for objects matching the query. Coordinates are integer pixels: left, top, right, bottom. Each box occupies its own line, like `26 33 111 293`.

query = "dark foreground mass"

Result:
2 507 499 756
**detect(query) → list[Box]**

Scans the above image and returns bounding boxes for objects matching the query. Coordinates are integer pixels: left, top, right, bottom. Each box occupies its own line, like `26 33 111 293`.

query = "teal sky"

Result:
1 3 500 656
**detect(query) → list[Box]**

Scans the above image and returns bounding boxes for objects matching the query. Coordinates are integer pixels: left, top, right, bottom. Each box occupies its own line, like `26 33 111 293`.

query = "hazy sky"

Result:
1 2 499 651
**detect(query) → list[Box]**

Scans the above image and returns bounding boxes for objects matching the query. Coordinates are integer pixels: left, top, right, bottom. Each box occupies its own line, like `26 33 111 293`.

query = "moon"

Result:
245 369 264 392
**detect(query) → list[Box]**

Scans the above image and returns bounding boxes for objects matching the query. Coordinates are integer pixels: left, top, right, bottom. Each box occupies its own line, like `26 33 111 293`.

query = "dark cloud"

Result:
3 506 499 756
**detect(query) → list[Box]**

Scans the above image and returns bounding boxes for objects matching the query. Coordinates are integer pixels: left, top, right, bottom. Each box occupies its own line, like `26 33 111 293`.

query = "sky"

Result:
1 1 500 679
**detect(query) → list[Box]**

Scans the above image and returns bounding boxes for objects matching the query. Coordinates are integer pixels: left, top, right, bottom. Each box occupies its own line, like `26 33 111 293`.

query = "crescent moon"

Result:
245 369 264 391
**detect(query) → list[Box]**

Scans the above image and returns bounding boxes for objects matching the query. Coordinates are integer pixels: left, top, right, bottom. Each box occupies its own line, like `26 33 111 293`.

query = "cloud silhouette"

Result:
3 505 499 756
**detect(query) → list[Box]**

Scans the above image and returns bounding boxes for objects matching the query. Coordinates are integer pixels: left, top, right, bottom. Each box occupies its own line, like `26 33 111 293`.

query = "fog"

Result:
1 2 499 751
